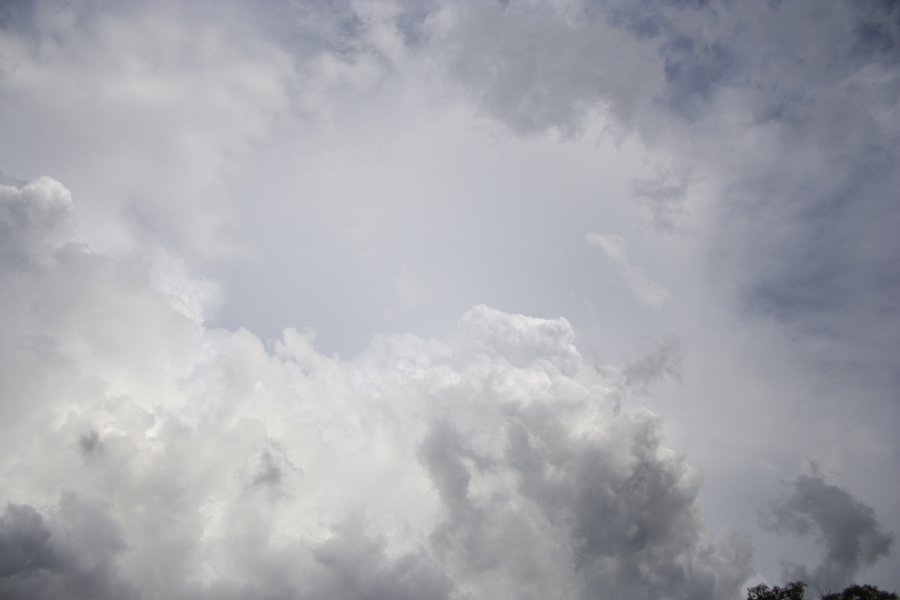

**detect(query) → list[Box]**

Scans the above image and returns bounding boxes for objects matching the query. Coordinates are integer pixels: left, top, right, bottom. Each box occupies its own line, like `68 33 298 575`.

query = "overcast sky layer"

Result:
1 1 898 598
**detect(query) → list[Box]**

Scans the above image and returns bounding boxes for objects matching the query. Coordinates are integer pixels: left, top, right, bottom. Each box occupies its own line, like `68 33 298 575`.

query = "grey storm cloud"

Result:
0 496 136 600
763 470 895 594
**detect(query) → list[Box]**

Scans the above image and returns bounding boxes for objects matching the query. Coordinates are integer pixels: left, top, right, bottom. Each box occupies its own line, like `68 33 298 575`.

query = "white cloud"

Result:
0 177 73 264
0 178 751 599
0 1 293 258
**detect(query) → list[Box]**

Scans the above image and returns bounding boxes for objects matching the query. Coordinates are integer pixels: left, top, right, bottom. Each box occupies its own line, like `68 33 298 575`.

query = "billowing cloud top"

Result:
0 179 756 599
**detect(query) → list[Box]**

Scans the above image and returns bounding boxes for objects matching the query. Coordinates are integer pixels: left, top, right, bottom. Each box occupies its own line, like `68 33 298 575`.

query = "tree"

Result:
747 582 806 600
821 585 899 600
747 582 898 600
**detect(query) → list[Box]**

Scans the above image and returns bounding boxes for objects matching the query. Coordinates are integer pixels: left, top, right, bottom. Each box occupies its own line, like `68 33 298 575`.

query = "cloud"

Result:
438 0 665 136
631 165 694 233
593 336 683 414
0 496 137 600
430 0 900 366
0 0 293 258
586 233 671 309
421 409 753 599
0 498 455 600
431 8 900 576
763 469 895 593
304 522 455 600
0 177 72 267
622 336 683 394
450 304 582 376
0 178 751 599
2 0 899 596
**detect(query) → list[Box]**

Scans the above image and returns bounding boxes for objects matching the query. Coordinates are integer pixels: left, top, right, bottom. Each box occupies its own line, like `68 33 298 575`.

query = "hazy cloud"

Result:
0 0 293 258
622 336 683 395
631 166 694 233
586 233 671 309
441 0 663 135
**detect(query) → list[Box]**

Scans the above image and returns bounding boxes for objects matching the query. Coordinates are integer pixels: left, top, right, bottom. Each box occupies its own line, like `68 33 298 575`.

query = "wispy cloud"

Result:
586 233 671 309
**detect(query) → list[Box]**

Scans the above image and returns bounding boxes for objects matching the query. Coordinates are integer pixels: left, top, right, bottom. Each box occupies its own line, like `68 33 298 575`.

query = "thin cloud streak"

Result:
586 233 671 309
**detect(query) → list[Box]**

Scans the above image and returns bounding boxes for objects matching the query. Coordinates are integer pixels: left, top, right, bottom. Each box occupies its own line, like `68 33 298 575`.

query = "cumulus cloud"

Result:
421 409 752 600
0 178 751 599
0 177 72 266
763 469 895 594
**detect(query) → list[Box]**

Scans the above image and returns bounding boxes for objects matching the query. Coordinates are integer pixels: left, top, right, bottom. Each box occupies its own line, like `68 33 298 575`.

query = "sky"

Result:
0 0 898 598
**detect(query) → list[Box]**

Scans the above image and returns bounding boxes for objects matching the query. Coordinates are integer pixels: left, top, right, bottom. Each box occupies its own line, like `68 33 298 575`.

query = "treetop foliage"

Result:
747 582 898 600
748 582 807 600
822 585 900 600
